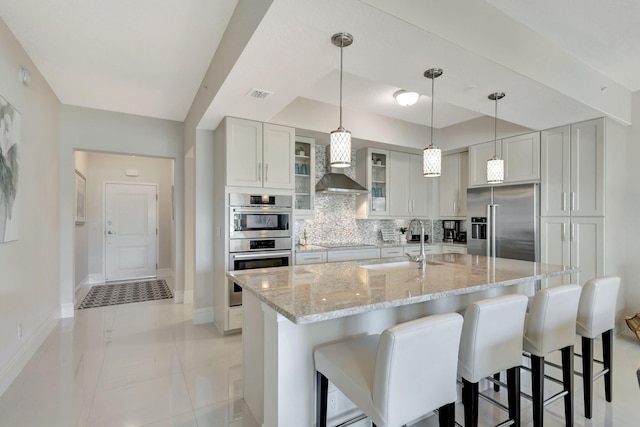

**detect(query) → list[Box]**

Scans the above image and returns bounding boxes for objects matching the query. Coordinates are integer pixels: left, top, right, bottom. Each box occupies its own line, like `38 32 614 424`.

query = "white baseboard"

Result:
158 268 174 278
60 303 75 319
75 275 89 293
193 307 214 325
0 312 58 397
88 273 105 284
173 290 184 304
183 290 193 304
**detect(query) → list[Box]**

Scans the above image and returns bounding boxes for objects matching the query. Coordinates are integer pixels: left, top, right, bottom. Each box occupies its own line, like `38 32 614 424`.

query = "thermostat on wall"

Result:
125 169 139 177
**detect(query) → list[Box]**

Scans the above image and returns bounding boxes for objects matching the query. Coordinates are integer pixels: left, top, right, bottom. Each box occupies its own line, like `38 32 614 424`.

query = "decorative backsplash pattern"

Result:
293 145 465 246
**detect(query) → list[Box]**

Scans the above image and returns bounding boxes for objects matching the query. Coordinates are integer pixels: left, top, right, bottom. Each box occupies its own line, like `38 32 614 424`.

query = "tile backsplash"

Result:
293 145 465 245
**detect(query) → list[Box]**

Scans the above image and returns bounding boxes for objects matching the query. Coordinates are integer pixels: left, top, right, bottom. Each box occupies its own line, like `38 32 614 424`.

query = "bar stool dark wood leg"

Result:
581 336 594 418
316 371 328 427
462 378 479 427
438 402 456 427
507 366 521 427
531 355 544 427
603 329 613 402
561 345 574 427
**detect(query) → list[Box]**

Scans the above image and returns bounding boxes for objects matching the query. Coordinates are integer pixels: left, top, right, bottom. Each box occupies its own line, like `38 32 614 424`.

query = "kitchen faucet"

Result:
406 218 427 270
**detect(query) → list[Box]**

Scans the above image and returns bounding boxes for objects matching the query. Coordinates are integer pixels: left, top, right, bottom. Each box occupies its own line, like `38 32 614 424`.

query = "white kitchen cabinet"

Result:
441 245 467 254
327 248 380 263
356 148 390 218
541 119 605 217
439 152 468 218
380 246 404 258
294 136 315 218
389 151 432 218
295 251 327 265
404 245 439 257
225 117 295 189
228 306 243 330
469 132 540 187
541 216 604 287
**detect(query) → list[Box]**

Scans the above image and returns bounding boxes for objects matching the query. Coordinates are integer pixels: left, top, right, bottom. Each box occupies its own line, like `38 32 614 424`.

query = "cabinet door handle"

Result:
453 201 457 214
408 200 412 213
562 192 567 212
265 163 269 182
570 223 575 242
258 163 262 181
571 192 576 211
561 223 566 242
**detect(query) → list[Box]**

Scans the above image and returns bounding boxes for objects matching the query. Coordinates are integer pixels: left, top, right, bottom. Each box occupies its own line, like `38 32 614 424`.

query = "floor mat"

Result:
77 279 173 309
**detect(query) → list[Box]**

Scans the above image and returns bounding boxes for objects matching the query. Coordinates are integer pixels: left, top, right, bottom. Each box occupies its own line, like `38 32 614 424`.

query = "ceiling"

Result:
1 0 637 141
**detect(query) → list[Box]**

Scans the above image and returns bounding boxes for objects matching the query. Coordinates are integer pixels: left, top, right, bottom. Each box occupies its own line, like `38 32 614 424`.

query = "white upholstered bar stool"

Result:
523 284 581 427
458 294 528 427
576 276 620 419
314 312 463 427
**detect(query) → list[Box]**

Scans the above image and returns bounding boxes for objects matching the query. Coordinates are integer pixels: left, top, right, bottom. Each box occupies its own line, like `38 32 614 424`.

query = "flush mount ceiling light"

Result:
393 89 419 106
487 92 506 184
330 32 353 168
423 68 442 177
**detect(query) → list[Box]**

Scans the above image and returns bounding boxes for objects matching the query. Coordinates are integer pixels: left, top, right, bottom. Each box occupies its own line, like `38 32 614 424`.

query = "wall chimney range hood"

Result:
315 145 369 195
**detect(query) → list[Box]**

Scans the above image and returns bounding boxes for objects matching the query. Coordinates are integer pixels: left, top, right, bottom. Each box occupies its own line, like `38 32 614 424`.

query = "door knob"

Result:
107 231 114 235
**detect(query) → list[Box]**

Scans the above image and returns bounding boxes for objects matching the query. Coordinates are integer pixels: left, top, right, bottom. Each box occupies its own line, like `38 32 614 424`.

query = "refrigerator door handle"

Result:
486 204 492 256
491 204 499 257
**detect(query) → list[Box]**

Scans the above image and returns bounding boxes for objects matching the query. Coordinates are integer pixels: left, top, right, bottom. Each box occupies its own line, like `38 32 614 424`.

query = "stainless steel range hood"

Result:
315 145 368 195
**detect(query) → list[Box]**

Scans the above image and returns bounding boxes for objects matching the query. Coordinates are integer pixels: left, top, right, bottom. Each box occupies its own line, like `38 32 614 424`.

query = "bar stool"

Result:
576 276 620 419
523 284 581 427
458 294 528 427
314 312 463 427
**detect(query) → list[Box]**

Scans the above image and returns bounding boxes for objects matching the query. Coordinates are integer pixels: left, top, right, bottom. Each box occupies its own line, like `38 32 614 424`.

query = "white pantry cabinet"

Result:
225 117 295 190
389 151 432 217
469 132 540 187
439 152 468 218
540 216 604 287
541 119 604 217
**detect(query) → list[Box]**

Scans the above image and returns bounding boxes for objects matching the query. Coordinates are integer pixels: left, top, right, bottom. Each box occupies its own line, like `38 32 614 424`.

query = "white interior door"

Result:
105 183 158 282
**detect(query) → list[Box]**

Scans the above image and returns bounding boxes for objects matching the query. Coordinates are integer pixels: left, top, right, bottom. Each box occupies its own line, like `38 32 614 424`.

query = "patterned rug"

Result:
77 279 173 309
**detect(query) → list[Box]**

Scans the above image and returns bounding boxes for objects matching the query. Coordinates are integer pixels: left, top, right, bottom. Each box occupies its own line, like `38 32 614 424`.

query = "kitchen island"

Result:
227 254 578 427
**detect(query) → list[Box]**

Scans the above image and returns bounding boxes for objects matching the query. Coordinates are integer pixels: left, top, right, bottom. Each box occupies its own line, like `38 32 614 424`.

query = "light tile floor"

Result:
1 284 640 426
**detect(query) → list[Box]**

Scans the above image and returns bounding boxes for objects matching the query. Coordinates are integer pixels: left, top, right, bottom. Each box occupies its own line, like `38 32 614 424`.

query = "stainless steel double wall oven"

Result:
227 193 292 307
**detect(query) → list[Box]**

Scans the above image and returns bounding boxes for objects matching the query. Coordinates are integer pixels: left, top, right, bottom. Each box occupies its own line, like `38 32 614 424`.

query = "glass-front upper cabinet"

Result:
356 148 390 218
294 136 315 218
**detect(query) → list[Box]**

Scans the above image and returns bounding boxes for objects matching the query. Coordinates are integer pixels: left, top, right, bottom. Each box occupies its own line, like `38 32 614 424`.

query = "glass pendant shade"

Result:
423 145 441 177
487 156 504 183
330 127 351 167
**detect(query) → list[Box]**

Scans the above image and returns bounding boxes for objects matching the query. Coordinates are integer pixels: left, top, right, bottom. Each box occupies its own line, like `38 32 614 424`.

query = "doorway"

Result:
104 182 158 282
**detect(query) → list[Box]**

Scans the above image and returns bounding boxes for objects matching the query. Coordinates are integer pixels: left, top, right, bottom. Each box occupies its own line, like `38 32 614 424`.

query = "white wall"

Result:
0 17 61 395
81 152 174 284
625 92 640 315
59 106 184 315
73 151 90 288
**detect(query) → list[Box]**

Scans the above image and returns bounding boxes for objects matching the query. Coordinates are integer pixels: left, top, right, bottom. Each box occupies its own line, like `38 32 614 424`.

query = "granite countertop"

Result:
295 241 466 252
227 254 578 325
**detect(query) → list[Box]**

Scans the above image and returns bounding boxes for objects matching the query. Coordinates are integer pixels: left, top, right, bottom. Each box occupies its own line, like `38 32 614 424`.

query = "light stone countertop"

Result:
227 254 578 325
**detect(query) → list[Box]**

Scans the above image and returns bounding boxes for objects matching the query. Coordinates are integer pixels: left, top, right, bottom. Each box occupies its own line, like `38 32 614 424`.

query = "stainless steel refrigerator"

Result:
467 183 539 262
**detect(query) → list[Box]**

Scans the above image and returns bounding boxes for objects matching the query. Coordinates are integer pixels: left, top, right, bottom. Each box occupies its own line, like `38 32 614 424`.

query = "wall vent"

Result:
246 88 273 99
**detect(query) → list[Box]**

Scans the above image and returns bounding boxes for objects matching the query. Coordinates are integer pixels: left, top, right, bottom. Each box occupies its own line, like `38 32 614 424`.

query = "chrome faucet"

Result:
406 218 427 270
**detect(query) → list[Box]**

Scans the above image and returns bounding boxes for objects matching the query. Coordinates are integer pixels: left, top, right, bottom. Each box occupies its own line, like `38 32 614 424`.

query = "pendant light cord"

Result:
494 96 498 156
339 38 344 128
430 75 435 147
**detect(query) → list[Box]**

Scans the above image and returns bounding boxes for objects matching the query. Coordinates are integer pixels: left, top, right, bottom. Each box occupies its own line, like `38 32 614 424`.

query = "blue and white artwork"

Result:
0 94 20 243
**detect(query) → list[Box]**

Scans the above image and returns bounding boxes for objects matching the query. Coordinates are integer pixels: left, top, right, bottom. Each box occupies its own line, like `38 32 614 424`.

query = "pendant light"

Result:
487 92 506 184
423 68 442 177
330 33 353 168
